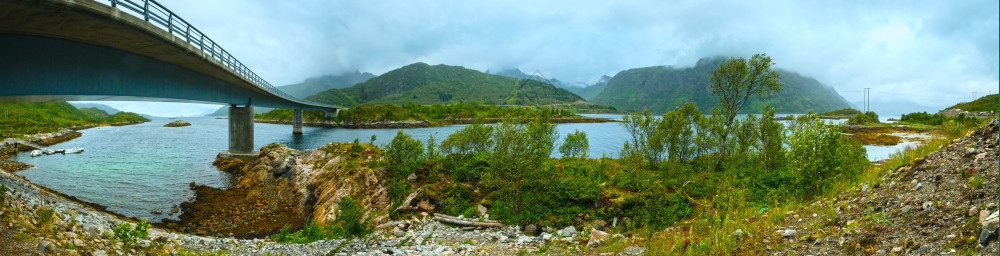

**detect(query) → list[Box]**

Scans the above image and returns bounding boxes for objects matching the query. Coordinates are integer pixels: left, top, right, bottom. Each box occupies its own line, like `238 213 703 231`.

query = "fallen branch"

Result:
433 213 502 228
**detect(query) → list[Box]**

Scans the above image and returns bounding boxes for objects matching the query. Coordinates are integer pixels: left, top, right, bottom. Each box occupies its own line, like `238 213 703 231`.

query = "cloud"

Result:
127 0 997 116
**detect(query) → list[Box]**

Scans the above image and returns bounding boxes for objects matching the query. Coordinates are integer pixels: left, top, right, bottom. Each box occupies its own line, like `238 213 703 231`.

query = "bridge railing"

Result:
102 0 306 104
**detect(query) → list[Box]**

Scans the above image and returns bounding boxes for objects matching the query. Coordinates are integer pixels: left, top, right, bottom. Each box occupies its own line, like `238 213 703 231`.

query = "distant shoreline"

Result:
255 116 618 129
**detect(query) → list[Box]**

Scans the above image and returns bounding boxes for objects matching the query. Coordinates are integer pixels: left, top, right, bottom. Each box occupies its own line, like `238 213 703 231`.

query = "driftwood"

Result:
433 213 502 228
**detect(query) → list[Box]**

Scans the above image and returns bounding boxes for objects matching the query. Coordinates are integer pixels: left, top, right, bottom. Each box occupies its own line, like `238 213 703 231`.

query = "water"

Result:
12 114 911 221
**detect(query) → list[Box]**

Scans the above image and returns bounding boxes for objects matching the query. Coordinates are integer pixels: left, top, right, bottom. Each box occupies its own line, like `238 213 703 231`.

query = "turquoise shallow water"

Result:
12 114 908 222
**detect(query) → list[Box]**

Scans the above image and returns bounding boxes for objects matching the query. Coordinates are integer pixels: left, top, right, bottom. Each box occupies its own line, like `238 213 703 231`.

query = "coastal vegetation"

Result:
0 102 149 138
255 102 616 125
945 93 998 113
846 111 880 125
262 55 878 249
818 108 862 117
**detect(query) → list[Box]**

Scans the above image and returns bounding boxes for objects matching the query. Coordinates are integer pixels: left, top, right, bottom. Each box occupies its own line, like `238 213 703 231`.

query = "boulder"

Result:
588 228 608 246
524 224 540 236
556 226 577 237
979 211 999 246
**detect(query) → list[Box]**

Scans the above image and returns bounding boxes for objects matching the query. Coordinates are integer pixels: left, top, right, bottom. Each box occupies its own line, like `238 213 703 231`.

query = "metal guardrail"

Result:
102 0 322 106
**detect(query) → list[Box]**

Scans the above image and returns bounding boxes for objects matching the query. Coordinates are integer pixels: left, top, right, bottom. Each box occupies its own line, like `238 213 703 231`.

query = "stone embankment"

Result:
777 119 999 255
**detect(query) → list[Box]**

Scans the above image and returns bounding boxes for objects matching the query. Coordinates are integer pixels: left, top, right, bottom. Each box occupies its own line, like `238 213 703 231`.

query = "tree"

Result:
708 53 782 170
488 115 557 214
559 130 589 159
384 130 424 177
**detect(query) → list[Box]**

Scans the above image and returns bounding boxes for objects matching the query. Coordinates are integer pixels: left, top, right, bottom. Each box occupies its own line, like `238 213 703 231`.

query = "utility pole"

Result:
863 88 871 113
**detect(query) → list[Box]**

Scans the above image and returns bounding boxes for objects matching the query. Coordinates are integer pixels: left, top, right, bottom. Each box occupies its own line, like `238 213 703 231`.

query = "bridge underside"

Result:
0 34 324 158
0 34 320 109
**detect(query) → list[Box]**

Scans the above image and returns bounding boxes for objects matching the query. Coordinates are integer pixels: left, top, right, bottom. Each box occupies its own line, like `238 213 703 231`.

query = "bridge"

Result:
0 0 340 158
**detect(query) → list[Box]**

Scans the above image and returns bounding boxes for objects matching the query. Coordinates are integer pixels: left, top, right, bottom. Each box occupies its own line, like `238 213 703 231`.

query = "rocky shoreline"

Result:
255 116 618 129
0 146 644 255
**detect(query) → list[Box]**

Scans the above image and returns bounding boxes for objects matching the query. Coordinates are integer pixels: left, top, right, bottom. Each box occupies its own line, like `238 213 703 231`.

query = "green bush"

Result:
113 218 150 245
440 121 494 155
384 130 424 177
271 196 372 244
786 115 868 199
619 192 692 230
325 196 372 238
847 111 879 125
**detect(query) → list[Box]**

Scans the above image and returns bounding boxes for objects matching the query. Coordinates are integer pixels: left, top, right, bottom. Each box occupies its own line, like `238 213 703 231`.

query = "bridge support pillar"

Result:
219 105 257 160
292 109 303 134
324 108 339 118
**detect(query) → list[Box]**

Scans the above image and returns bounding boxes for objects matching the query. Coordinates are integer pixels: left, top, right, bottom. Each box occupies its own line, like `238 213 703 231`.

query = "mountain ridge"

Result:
592 57 852 114
307 62 584 107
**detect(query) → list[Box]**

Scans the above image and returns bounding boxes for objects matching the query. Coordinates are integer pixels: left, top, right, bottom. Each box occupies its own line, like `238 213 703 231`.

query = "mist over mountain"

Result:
278 71 376 99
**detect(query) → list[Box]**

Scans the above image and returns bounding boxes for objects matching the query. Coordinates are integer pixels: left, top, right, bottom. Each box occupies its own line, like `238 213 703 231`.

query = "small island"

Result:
164 120 191 127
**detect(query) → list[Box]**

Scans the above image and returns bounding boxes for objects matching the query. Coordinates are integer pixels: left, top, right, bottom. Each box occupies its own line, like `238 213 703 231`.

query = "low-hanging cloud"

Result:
136 0 998 116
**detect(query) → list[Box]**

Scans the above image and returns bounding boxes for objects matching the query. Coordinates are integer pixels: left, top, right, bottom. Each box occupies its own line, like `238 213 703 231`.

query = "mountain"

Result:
490 68 610 101
572 75 611 101
307 63 584 106
591 57 852 114
278 71 376 99
68 102 120 114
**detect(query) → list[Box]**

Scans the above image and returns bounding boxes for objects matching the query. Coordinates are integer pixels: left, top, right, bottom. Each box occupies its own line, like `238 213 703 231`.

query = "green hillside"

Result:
944 94 998 113
592 57 851 113
278 71 376 99
306 63 584 107
0 102 149 138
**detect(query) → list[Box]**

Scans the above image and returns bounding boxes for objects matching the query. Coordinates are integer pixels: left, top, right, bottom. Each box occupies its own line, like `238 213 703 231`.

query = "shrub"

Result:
35 207 55 235
384 130 424 178
271 196 372 244
113 218 150 245
325 196 372 238
440 121 494 155
619 192 692 230
786 115 868 199
847 111 879 125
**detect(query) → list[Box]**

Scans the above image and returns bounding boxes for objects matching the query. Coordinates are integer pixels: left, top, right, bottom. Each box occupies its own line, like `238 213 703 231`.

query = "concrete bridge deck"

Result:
0 0 339 158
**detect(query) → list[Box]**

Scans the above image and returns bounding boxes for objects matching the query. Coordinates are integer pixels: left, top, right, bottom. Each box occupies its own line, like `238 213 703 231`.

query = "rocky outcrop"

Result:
290 143 391 226
166 142 392 236
164 145 310 237
163 120 191 127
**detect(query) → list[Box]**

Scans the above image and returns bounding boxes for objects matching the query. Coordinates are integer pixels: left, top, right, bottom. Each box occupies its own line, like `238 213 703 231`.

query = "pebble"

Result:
922 201 934 211
781 229 796 237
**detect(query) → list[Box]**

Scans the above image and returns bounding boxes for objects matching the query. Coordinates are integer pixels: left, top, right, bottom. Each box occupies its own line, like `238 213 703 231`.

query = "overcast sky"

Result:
84 0 999 117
